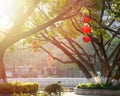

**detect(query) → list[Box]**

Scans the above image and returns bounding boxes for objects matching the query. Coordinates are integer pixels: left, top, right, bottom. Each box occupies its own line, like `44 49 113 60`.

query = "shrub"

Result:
0 81 39 94
0 83 14 94
44 83 63 95
102 83 113 89
13 81 39 93
77 82 120 90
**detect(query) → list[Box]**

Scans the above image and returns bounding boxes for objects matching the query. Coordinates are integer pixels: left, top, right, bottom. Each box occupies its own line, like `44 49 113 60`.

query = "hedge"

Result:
77 82 120 90
0 81 39 94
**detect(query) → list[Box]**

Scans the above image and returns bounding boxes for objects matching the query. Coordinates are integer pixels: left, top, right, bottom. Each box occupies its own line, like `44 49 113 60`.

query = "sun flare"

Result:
0 0 19 31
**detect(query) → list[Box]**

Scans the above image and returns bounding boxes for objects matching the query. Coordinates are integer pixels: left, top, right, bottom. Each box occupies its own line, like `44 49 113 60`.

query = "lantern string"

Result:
81 16 91 43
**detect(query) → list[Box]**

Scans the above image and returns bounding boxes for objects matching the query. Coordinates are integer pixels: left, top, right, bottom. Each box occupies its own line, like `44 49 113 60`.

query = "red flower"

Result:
82 16 91 23
83 36 91 43
81 25 91 33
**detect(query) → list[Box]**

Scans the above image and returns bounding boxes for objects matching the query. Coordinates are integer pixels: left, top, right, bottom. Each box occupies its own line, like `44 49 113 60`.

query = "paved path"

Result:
62 92 115 96
63 92 80 96
39 91 116 96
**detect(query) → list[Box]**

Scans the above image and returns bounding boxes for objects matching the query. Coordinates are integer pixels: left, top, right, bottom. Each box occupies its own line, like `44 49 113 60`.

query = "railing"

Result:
8 78 88 89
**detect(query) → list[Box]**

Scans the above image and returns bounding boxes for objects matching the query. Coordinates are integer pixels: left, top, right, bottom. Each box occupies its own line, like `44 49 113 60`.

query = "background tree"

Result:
0 0 120 84
27 0 120 83
0 0 84 82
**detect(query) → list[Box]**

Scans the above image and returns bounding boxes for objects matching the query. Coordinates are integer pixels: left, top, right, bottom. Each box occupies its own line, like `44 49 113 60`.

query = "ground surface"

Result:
63 92 117 96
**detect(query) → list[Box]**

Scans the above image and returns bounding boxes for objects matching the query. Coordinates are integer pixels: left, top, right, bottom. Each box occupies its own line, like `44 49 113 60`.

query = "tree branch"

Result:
71 18 83 34
107 19 115 27
108 43 120 61
105 0 118 14
42 34 92 78
100 0 105 24
90 16 120 36
67 37 93 60
40 46 73 64
60 41 75 53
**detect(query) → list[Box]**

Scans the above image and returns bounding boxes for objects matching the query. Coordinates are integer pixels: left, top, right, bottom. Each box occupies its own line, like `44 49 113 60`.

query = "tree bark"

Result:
0 48 7 82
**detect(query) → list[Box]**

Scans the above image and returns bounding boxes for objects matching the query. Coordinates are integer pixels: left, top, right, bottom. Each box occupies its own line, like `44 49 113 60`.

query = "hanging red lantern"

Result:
47 61 51 66
47 54 52 66
82 16 91 23
47 55 52 61
32 40 38 48
81 25 91 34
32 40 38 53
32 40 38 45
83 36 91 43
32 45 37 48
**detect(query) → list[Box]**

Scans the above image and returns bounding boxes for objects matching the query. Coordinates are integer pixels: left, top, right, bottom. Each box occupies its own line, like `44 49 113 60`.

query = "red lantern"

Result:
32 40 37 45
83 36 91 43
47 55 52 66
47 55 52 61
47 61 51 65
32 40 38 48
82 16 91 23
81 25 91 33
32 40 38 53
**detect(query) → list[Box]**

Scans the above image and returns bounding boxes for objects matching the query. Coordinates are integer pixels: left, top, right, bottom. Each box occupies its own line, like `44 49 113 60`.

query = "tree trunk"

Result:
0 50 7 82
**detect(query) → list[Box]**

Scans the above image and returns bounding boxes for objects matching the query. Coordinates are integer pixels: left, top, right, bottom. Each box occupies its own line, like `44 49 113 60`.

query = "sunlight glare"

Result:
0 32 5 41
0 0 19 31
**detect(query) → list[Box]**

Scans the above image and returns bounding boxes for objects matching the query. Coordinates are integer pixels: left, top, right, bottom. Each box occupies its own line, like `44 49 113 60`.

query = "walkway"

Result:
63 92 117 96
63 92 80 96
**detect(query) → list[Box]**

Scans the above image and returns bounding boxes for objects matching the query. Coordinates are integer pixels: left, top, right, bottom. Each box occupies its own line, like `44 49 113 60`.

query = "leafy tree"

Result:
31 0 120 83
0 0 120 85
0 0 82 82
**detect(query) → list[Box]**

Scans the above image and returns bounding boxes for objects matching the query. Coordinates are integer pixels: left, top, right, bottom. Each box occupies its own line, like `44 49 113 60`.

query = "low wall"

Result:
74 88 120 96
8 78 88 88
